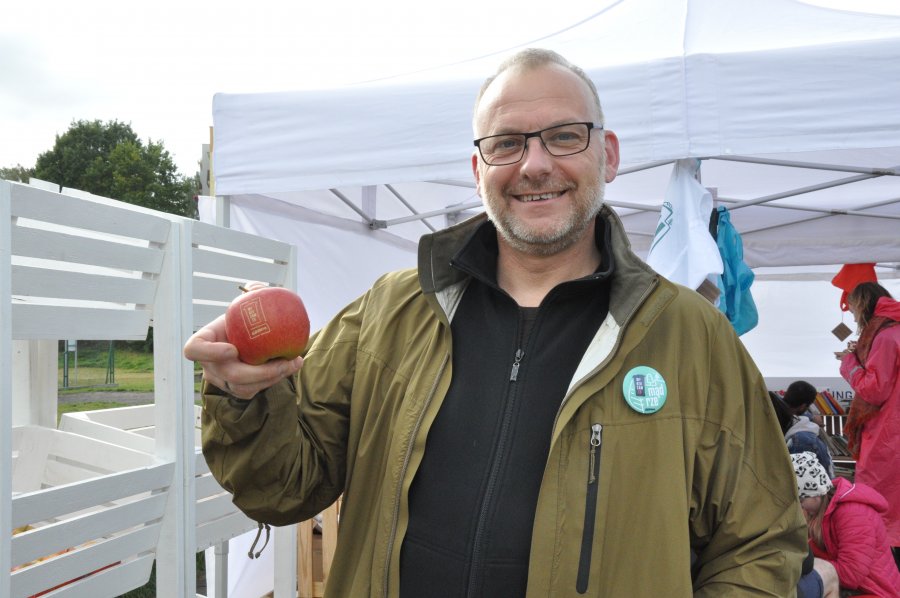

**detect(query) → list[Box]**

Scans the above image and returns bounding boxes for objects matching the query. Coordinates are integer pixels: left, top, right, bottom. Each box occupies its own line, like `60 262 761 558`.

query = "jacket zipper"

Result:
383 351 450 597
510 348 524 381
576 423 602 593
467 314 527 596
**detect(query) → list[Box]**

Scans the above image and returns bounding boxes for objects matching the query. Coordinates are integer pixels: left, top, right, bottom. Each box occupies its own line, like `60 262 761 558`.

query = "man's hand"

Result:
183 313 303 400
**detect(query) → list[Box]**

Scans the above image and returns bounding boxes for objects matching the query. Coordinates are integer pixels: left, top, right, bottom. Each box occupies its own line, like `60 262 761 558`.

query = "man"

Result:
185 48 806 596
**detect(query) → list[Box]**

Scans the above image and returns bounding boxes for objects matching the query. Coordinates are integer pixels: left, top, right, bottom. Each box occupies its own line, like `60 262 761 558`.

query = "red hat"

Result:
831 263 877 311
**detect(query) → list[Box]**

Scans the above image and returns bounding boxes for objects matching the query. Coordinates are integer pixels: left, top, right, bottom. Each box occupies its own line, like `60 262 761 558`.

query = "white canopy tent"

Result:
203 0 900 381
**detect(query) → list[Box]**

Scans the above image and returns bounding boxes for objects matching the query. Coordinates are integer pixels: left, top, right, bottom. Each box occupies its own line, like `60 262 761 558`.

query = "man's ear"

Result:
471 151 482 196
602 130 620 184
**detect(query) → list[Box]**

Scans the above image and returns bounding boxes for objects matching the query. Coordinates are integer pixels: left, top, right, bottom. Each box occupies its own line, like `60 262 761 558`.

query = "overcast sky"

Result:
2 0 896 178
0 0 614 177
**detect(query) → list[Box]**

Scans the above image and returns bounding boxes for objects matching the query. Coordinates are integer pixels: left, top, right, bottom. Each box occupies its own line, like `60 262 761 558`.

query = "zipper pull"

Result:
510 348 524 381
588 423 602 484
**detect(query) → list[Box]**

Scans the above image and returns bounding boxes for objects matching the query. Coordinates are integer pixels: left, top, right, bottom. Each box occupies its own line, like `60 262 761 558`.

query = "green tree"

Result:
34 119 197 217
0 164 35 182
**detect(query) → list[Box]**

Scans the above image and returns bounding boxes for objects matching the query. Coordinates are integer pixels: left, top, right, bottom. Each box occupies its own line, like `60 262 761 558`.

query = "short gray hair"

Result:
474 48 604 125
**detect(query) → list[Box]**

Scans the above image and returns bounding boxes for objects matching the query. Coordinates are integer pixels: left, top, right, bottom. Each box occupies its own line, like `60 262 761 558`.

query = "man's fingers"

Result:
209 355 304 400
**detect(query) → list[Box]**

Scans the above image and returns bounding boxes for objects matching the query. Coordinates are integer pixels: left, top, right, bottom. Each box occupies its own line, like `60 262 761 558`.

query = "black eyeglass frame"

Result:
473 122 603 166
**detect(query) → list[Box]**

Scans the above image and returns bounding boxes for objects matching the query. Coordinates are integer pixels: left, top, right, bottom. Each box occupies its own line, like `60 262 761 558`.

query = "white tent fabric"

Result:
205 0 900 380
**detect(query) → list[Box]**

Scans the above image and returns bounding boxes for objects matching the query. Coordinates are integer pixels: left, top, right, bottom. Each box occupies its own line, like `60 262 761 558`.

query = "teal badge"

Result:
622 366 667 414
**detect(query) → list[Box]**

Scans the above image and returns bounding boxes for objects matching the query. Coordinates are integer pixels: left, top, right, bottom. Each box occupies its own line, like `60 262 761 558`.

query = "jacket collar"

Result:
417 205 660 325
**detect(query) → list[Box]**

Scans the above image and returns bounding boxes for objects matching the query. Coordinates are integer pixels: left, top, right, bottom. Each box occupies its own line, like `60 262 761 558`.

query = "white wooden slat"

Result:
192 274 243 303
24 553 155 598
196 512 258 550
66 405 155 429
193 246 288 284
12 226 165 274
1 182 12 598
57 418 155 453
11 524 159 598
195 473 230 499
42 430 155 480
12 464 173 528
12 305 150 340
153 217 198 598
193 303 228 329
196 492 243 524
12 265 157 305
194 451 211 473
12 492 167 567
10 183 171 244
191 220 293 262
10 426 53 493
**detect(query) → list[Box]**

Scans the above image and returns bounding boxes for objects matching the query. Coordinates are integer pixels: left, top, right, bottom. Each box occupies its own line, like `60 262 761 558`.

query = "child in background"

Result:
792 451 900 597
770 392 835 477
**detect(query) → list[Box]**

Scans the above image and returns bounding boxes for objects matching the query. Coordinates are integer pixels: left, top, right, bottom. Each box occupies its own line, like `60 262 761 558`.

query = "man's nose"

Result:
519 136 554 173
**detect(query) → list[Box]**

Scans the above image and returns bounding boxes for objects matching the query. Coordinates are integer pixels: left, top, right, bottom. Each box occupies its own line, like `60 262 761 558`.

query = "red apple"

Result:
224 286 310 365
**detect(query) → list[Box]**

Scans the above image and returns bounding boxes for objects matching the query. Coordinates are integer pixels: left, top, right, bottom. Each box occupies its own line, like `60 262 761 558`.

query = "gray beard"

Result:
484 179 604 257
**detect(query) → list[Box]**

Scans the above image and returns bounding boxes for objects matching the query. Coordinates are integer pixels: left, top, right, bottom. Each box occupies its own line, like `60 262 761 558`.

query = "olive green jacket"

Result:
202 206 806 597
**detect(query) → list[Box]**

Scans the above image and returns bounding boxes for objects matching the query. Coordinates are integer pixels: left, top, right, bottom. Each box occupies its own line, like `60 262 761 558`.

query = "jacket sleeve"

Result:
826 502 881 590
201 290 368 526
691 317 808 597
840 333 898 408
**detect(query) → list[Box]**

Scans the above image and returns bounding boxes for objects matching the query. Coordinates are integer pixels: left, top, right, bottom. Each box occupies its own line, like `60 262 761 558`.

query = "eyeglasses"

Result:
473 122 602 166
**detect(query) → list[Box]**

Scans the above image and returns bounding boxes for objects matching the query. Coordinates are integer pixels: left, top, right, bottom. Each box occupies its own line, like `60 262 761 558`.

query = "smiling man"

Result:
187 48 806 597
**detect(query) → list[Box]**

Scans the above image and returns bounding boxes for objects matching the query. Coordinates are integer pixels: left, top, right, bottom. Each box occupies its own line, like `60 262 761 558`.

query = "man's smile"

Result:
513 190 567 202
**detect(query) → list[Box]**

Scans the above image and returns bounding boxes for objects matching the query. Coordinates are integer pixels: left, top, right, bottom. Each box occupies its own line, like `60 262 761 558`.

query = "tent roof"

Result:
212 0 900 269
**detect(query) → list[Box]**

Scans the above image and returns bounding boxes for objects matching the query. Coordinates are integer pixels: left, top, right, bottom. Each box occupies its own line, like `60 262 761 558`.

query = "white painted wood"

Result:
12 524 160 598
192 274 246 302
18 553 156 598
197 512 258 550
1 180 13 598
192 220 292 262
59 417 155 452
214 541 230 598
196 493 241 524
11 492 167 566
193 303 228 331
11 340 57 427
154 218 197 598
195 471 232 498
2 182 299 597
2 180 195 597
12 226 165 273
12 464 170 527
11 184 170 243
12 305 151 340
274 525 299 598
12 265 158 304
192 247 287 285
65 404 155 427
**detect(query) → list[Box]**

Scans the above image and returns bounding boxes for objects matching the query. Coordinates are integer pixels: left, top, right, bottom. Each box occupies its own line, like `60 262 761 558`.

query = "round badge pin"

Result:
622 366 667 414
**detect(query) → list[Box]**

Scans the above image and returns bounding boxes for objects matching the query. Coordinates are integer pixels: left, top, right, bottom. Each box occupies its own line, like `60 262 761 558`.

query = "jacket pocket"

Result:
576 422 602 593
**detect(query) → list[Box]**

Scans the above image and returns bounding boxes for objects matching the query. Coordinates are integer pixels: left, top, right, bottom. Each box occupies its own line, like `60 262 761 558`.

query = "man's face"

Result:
471 64 619 256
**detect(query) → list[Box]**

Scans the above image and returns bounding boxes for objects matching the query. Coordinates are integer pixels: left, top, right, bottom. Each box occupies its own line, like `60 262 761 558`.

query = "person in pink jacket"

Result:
837 282 900 566
792 452 900 597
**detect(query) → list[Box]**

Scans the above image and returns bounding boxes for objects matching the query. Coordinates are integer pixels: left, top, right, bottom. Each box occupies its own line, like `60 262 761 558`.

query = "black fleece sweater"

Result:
400 218 614 598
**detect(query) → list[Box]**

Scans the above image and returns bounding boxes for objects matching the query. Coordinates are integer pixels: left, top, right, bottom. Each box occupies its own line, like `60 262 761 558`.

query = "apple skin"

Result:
224 286 310 365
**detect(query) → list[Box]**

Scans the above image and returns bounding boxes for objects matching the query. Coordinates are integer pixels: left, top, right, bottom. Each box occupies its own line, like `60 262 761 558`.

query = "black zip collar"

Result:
449 215 615 293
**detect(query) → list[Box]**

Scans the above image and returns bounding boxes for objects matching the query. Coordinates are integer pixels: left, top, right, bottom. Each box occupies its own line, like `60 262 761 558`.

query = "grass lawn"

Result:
58 342 201 395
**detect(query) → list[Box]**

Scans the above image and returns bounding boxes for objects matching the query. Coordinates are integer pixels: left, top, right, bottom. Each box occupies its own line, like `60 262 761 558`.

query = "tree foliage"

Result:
0 164 35 183
33 119 197 217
